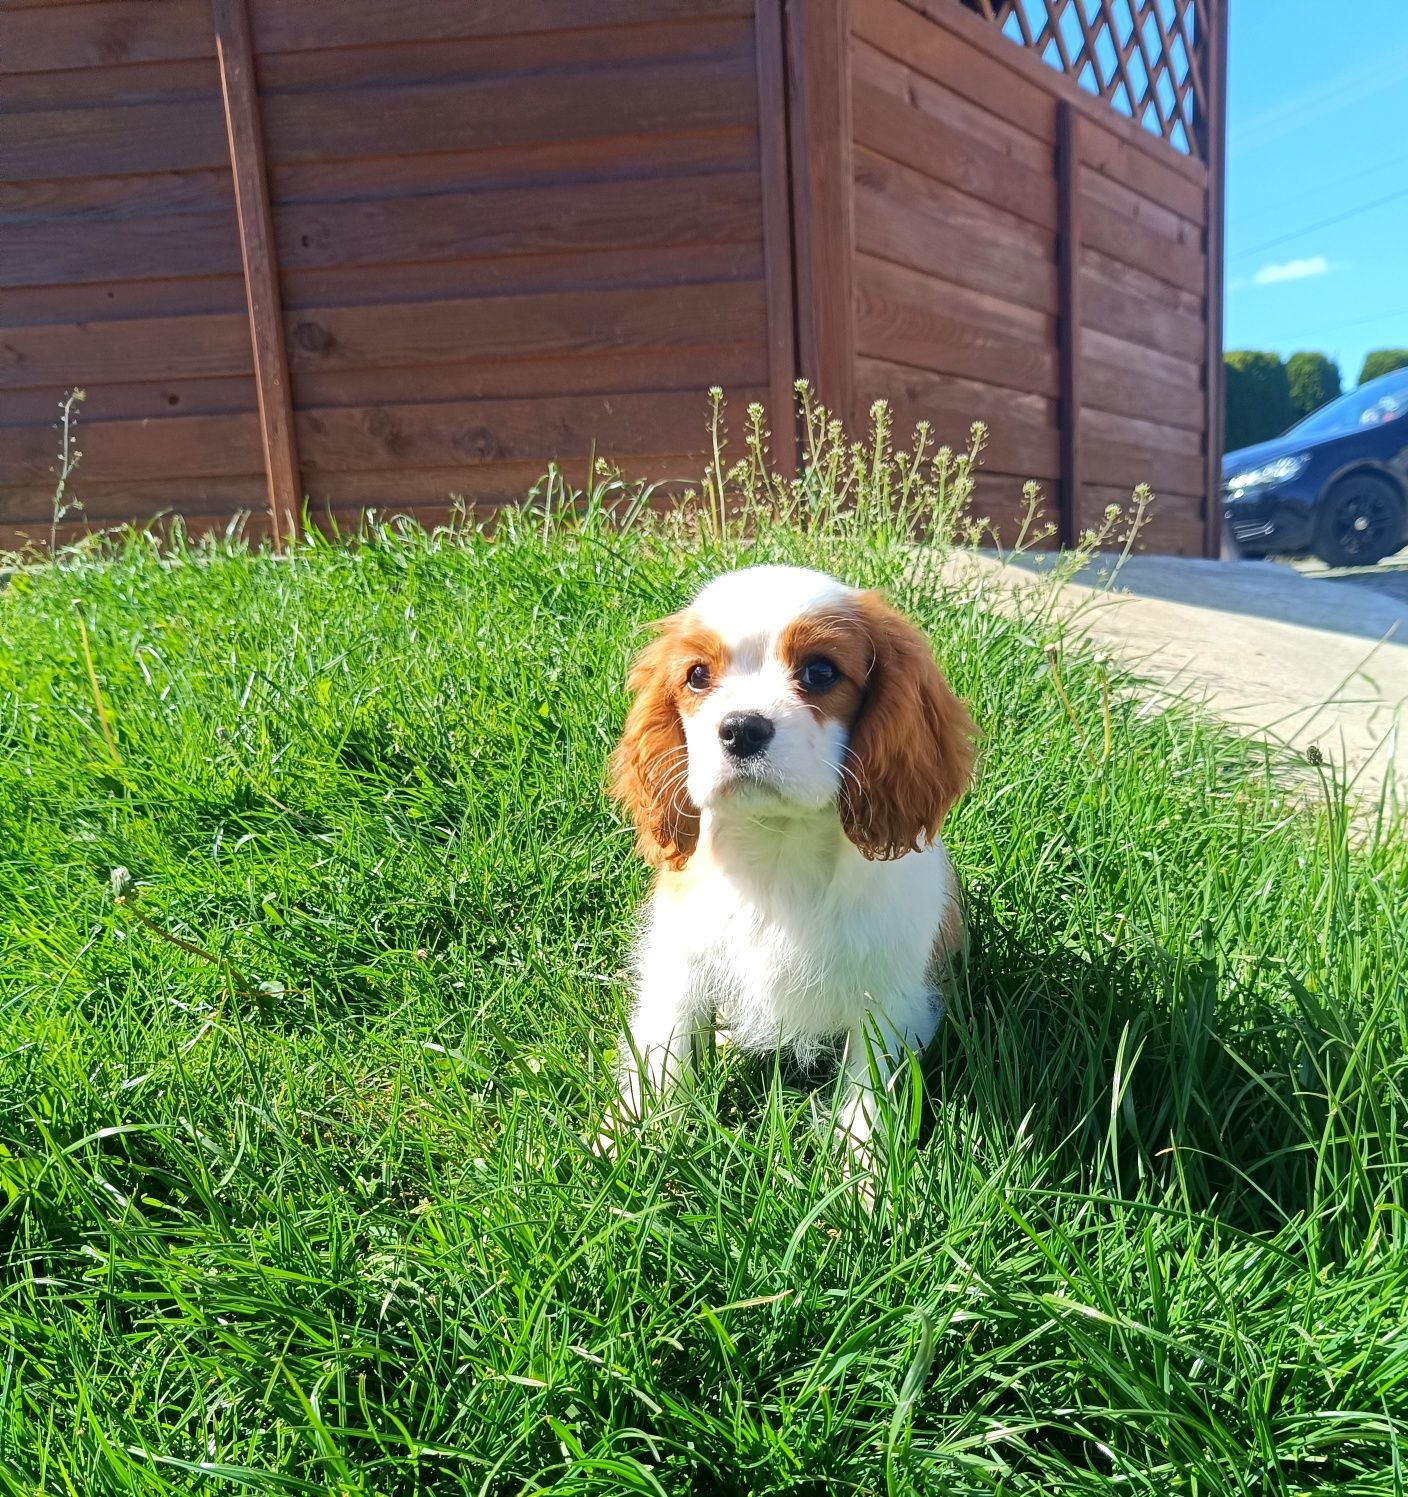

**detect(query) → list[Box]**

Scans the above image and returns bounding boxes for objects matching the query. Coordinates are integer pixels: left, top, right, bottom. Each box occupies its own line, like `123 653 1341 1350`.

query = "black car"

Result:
1222 367 1408 566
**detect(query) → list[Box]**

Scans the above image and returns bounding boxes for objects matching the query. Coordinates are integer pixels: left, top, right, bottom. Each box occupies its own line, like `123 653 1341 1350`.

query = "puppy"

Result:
603 565 976 1175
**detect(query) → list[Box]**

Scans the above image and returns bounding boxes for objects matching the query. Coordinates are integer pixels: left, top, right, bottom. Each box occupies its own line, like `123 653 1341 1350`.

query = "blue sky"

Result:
1224 0 1408 388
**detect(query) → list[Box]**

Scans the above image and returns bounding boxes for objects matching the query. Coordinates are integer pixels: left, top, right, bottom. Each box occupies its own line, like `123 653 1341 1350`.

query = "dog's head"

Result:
608 566 976 869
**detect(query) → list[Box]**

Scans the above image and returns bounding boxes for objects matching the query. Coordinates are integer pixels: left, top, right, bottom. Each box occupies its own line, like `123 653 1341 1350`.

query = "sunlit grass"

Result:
1 403 1405 1493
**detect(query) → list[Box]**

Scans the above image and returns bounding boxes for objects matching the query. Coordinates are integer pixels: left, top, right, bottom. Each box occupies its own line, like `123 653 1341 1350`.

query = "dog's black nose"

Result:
718 711 775 760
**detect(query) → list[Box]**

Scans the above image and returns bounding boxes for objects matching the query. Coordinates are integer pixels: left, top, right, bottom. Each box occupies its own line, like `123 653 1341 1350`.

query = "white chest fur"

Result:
633 811 953 1058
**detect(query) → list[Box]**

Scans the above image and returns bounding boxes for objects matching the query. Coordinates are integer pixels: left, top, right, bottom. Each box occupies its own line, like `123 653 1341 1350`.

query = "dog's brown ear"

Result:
839 592 977 860
608 620 699 869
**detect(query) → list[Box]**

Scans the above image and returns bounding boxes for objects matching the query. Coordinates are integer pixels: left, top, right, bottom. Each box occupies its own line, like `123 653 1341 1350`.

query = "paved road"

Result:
1292 549 1408 609
954 552 1408 813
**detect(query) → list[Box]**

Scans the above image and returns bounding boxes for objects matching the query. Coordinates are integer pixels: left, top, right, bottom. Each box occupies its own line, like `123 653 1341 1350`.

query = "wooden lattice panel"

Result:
958 0 1210 158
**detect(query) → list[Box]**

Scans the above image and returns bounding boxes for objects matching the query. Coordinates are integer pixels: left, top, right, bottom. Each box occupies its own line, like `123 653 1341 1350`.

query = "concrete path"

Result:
954 553 1408 812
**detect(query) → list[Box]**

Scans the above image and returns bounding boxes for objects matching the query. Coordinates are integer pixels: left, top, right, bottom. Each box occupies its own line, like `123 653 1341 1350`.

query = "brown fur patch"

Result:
777 611 870 728
607 613 728 869
838 592 978 860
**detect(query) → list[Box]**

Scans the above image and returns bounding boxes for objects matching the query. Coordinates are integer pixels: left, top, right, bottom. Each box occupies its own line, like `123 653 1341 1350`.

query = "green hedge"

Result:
1359 350 1408 385
1286 351 1340 420
1224 351 1297 450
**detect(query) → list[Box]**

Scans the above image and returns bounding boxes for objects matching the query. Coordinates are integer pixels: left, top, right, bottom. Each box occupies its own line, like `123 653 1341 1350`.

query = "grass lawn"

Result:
2 426 1406 1493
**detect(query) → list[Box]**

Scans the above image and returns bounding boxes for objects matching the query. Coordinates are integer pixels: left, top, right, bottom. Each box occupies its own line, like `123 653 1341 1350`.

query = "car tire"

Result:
1311 473 1405 568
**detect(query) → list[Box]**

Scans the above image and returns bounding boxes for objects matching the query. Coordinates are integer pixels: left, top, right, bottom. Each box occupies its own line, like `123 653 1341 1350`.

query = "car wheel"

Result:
1312 473 1405 567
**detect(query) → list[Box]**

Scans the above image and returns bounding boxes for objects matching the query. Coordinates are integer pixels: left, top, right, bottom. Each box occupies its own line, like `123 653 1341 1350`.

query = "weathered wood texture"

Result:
847 0 1221 554
0 0 1223 553
0 0 779 539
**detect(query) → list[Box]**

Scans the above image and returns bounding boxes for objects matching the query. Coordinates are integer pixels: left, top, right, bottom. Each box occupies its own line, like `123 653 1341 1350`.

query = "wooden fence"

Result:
826 0 1226 553
0 0 1225 554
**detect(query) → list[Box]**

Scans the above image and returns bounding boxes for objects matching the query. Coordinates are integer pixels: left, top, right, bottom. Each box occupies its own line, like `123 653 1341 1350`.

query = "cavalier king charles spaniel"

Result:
602 565 976 1177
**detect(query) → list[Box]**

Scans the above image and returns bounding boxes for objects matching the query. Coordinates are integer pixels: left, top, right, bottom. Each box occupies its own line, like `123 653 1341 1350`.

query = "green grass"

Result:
1 425 1406 1493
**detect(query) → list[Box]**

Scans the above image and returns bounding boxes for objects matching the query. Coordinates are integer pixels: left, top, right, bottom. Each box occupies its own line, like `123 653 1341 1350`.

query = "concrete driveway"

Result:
957 552 1408 813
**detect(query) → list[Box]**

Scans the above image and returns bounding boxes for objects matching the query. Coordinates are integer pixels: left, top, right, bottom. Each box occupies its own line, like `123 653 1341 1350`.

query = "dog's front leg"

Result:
598 946 707 1152
835 999 939 1196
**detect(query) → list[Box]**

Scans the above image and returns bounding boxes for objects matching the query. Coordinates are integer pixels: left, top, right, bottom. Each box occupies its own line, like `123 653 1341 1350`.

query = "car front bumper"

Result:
1222 484 1317 555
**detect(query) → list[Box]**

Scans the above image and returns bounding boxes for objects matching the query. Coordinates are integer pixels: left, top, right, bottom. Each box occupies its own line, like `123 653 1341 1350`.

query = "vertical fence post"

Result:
212 0 300 550
1056 99 1082 549
784 0 854 431
1200 0 1228 558
755 0 799 480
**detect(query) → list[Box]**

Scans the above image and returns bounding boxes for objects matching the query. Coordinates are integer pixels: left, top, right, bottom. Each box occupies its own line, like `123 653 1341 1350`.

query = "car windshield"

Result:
1290 368 1408 439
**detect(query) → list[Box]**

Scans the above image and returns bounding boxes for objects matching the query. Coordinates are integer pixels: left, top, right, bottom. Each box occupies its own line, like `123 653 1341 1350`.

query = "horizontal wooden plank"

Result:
1082 405 1203 460
851 80 1057 232
281 241 763 314
3 171 761 287
279 137 758 209
1083 266 1203 365
0 274 247 329
0 386 751 490
269 125 757 208
1082 180 1205 297
298 389 767 475
1 208 241 286
860 252 1051 345
0 475 266 526
0 0 214 73
3 121 755 224
298 454 704 506
0 313 252 388
0 412 263 482
1083 326 1202 393
853 148 1057 316
0 0 754 74
4 53 756 181
1082 356 1205 433
855 357 1060 478
250 0 753 54
276 172 761 273
1084 244 1203 320
0 347 769 434
3 99 230 181
256 15 753 93
1078 113 1207 225
0 376 257 427
1083 434 1205 497
0 166 234 222
293 345 769 411
853 255 1058 399
259 54 757 166
1083 169 1203 259
849 36 1050 173
0 280 765 390
280 281 768 374
853 0 1053 142
1 56 221 112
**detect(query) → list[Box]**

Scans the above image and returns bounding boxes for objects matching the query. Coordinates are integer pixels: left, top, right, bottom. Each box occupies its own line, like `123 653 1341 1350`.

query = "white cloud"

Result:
1253 257 1331 286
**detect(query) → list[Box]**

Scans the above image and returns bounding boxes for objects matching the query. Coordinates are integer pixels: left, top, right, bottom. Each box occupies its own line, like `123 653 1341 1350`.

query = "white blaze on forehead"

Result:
687 566 855 665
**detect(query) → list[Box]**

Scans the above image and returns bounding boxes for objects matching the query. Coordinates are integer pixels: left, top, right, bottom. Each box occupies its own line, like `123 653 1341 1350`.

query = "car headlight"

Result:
1225 454 1308 493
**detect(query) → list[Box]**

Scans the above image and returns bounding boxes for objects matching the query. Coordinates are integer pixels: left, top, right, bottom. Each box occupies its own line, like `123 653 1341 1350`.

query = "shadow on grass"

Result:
930 892 1334 1236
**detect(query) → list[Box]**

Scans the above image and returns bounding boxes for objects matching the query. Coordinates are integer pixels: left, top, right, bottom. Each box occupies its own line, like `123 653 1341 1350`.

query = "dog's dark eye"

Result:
799 656 840 692
686 663 711 692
